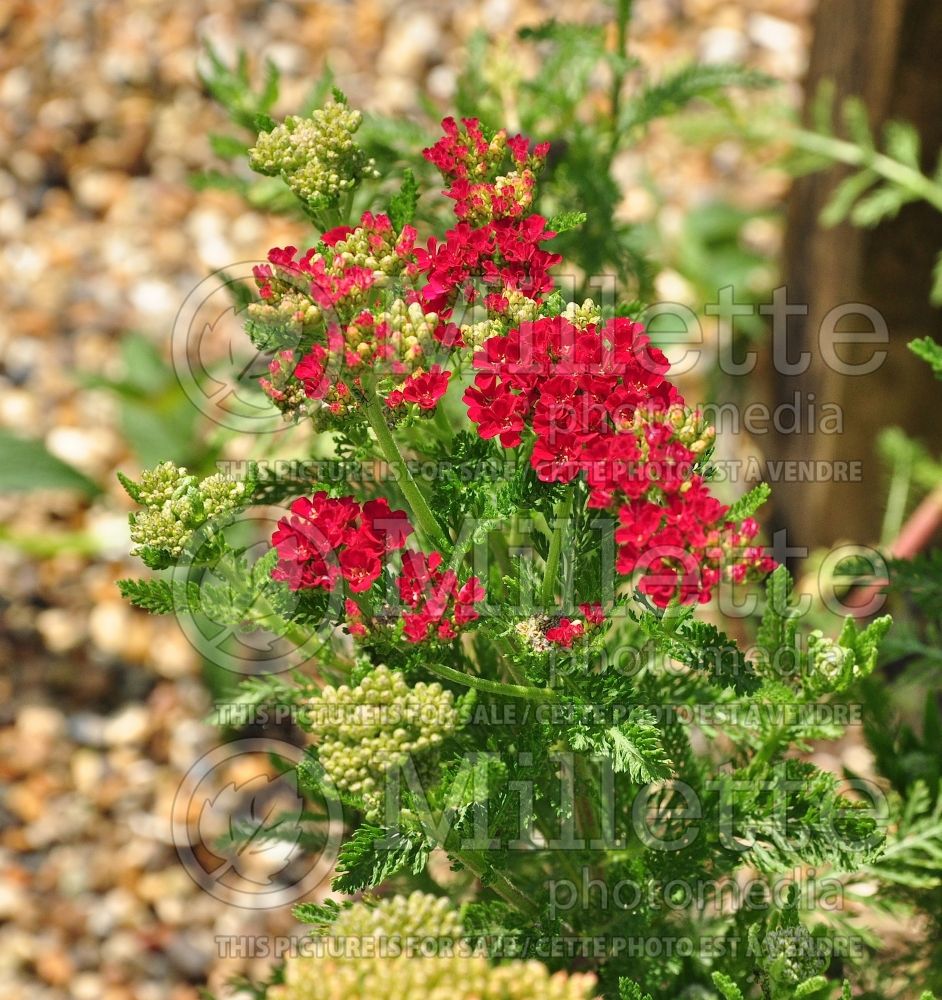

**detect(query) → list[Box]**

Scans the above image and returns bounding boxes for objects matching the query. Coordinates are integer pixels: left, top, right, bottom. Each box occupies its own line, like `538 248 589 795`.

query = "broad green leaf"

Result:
0 431 100 496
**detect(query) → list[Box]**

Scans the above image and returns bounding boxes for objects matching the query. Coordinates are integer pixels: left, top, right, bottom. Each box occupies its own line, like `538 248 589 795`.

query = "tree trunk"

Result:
772 0 942 556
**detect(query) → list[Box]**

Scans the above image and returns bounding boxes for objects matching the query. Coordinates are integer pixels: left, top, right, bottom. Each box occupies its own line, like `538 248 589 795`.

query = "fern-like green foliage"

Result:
755 566 891 697
331 824 431 894
387 168 419 232
292 898 343 930
712 758 883 873
711 972 745 1000
199 41 280 133
208 671 315 728
726 482 772 523
619 980 655 1000
910 336 942 379
637 605 760 695
617 62 775 135
788 83 942 305
568 711 673 784
116 577 197 615
863 781 942 890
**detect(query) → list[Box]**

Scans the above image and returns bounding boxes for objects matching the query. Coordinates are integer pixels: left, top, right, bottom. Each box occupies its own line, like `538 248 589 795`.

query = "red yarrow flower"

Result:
387 365 452 411
397 551 486 643
545 618 585 648
271 493 412 593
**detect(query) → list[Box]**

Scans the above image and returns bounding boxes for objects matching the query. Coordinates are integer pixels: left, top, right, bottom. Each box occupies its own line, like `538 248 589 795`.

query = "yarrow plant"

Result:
118 98 927 1000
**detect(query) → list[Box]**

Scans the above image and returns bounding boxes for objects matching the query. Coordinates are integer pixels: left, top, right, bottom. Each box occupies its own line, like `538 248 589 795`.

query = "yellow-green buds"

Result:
124 461 246 566
308 665 460 816
250 101 379 210
269 892 599 1000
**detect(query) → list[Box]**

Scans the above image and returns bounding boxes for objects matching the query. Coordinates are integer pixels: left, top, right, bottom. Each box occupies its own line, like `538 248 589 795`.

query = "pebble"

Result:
700 26 748 64
165 932 214 978
102 706 151 747
69 713 110 748
15 705 66 743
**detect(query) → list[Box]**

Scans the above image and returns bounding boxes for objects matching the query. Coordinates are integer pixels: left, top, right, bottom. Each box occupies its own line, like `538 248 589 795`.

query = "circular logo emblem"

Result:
171 738 343 909
170 263 295 435
170 505 344 677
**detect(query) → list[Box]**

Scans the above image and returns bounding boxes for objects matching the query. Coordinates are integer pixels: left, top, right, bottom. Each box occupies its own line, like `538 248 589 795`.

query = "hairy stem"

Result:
748 725 789 775
451 848 541 920
541 489 575 610
364 394 450 552
609 0 633 158
425 661 557 703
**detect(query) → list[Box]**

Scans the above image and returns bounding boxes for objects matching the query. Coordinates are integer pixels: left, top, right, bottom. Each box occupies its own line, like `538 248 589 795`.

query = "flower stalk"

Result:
364 393 451 552
540 488 574 610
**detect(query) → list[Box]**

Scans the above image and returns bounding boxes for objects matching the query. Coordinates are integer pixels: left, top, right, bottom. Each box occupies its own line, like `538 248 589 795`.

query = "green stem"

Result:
786 127 942 213
881 446 913 547
659 598 687 636
609 0 633 158
425 661 557 703
432 401 453 441
411 795 541 921
540 489 574 610
451 848 541 920
491 529 513 582
364 394 450 552
748 725 790 775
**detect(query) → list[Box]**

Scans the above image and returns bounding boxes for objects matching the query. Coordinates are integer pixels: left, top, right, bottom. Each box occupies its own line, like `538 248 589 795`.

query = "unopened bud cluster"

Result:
561 298 602 330
761 927 828 985
127 462 245 559
329 891 463 941
309 665 460 814
258 350 311 419
269 892 598 1000
349 297 439 366
629 403 716 457
249 102 379 209
460 289 542 349
330 226 409 278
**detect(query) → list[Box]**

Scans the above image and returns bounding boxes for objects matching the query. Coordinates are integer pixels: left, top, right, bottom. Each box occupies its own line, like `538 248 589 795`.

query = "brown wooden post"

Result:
770 0 942 556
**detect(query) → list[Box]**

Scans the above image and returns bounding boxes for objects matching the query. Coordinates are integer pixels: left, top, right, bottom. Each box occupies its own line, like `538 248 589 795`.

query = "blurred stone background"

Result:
0 2 811 998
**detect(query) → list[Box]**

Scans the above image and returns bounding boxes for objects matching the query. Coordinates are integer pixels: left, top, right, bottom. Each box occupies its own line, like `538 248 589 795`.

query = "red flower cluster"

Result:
271 493 412 593
271 493 486 642
255 214 416 313
414 216 560 317
414 118 560 331
398 551 486 643
544 605 606 648
464 315 774 606
464 315 679 484
422 116 549 223
545 618 584 648
255 120 562 425
257 248 374 311
615 484 773 606
386 365 451 410
252 212 446 418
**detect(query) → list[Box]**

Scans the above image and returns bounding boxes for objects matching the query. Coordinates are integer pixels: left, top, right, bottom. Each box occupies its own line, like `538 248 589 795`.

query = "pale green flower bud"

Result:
127 463 247 565
269 892 599 1000
249 101 379 210
307 665 460 817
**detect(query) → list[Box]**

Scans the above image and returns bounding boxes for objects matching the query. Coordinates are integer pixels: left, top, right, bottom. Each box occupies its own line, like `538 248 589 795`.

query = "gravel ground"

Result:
0 2 812 997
